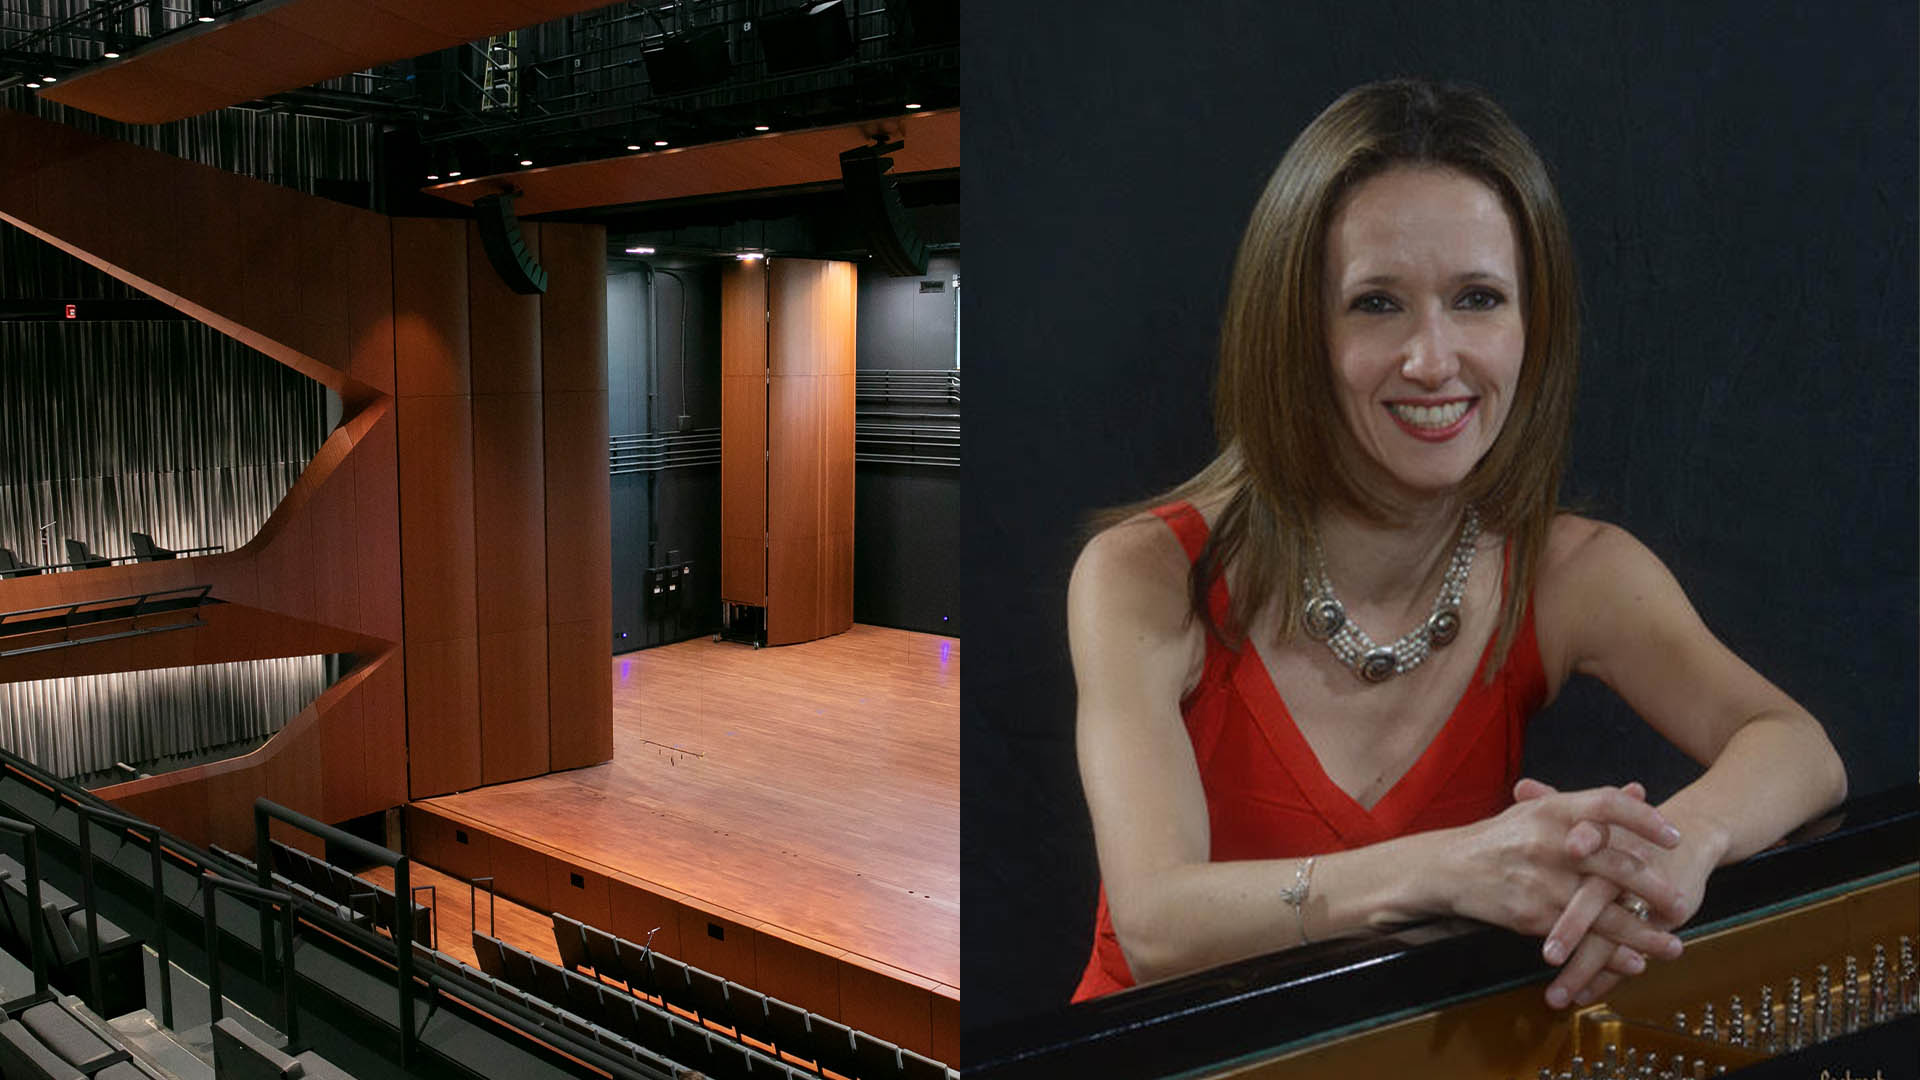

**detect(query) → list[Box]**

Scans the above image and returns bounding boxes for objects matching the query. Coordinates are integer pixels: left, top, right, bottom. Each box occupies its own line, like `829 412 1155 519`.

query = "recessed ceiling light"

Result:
519 159 533 166
753 125 770 132
654 139 669 147
103 51 120 58
26 82 40 89
625 246 655 255
426 174 440 181
447 170 462 178
43 76 57 83
736 252 764 261
197 14 214 22
904 102 921 110
626 144 641 151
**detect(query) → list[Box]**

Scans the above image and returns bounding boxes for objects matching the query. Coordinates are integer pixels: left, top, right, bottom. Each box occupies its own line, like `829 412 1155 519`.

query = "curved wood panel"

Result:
765 259 856 646
720 261 769 605
0 108 383 401
428 110 960 217
98 650 401 853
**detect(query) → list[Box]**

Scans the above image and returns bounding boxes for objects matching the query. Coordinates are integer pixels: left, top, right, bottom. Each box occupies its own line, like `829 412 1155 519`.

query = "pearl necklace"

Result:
1302 506 1480 684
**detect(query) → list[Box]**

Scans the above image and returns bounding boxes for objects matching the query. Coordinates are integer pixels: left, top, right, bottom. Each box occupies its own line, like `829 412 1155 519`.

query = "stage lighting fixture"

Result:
642 24 732 95
757 1 857 74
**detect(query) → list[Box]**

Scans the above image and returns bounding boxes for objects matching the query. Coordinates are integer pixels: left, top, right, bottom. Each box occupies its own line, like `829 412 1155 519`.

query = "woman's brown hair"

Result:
1119 78 1580 672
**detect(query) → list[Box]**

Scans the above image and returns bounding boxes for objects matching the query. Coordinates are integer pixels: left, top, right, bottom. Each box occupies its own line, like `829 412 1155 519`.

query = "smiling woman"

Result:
1064 79 1846 1009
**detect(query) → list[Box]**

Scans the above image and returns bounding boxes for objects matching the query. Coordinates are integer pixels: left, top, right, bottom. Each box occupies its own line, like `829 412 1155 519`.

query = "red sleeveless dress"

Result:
1071 501 1549 1001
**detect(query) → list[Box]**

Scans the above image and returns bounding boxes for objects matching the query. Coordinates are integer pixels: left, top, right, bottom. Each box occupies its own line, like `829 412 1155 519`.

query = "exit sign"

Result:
63 304 76 319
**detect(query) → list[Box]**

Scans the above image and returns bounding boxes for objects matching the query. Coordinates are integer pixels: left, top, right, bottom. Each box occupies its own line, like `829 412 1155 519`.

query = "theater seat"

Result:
20 1001 129 1074
0 1019 85 1080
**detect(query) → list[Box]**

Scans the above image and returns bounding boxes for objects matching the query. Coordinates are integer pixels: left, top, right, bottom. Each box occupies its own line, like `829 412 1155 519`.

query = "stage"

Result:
403 624 959 1060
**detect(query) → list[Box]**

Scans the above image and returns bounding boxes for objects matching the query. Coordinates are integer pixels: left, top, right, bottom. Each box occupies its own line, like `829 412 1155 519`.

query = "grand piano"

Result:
968 785 1918 1079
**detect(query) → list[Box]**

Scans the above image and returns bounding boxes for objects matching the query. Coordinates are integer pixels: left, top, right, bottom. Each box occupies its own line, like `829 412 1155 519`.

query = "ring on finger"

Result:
1620 893 1651 921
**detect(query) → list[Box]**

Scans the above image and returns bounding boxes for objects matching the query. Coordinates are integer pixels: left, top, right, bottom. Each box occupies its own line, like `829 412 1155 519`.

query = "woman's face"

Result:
1322 166 1525 503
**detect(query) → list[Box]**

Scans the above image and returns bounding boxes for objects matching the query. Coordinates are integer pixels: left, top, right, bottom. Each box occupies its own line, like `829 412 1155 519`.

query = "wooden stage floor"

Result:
415 624 959 992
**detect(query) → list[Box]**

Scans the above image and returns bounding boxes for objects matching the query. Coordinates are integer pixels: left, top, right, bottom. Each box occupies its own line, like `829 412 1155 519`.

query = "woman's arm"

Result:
1531 517 1848 1003
1074 518 1684 985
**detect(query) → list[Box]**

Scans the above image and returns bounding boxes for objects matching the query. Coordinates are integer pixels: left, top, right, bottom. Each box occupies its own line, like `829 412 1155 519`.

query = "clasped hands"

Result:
1446 777 1710 1010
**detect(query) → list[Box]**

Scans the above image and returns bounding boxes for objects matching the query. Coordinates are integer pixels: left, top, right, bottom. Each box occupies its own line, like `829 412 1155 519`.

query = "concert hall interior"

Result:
0 4 957 1080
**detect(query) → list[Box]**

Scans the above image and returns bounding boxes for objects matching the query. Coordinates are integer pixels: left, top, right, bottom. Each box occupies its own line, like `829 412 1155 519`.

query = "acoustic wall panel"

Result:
395 395 478 645
720 261 769 605
405 635 482 797
539 224 613 770
478 627 549 785
765 258 856 646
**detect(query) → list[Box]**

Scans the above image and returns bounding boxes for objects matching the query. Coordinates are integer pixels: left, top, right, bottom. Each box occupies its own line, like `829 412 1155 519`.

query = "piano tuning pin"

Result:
1728 994 1744 1047
1673 1010 1687 1033
1758 985 1775 1051
1699 1002 1717 1042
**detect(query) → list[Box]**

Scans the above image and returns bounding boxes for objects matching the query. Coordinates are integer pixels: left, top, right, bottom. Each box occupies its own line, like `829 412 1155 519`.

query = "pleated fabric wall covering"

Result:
0 320 327 563
0 656 327 783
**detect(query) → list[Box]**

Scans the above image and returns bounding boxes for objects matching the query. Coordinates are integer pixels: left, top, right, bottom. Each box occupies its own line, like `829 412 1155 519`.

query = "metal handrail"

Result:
202 871 301 1053
0 815 50 1001
253 799 415 1067
65 795 173 1027
468 876 496 938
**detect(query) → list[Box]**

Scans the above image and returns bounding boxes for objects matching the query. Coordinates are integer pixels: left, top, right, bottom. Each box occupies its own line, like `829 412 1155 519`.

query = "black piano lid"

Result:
966 784 1919 1080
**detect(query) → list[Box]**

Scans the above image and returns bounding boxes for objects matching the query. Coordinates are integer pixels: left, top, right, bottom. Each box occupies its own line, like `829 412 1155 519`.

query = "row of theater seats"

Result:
424 941 688 1078
0 995 161 1080
474 931 814 1080
0 856 145 1017
531 920 951 1080
264 841 433 945
550 915 953 1080
0 534 220 577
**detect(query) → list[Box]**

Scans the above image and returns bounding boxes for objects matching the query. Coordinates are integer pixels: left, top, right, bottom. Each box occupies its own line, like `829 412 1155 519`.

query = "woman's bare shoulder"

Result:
1073 510 1192 611
1539 513 1649 583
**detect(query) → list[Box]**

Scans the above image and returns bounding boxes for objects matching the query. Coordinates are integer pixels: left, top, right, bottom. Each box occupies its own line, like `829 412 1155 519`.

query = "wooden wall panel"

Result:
541 391 609 626
352 402 405 643
546 858 613 930
405 636 481 797
478 627 549 785
538 225 608 394
675 907 758 985
308 451 362 635
396 396 477 642
721 261 769 376
930 991 959 1069
347 213 397 396
720 377 767 604
548 615 614 770
753 925 843 1019
489 838 551 914
318 672 367 822
838 958 935 1057
720 260 769 606
761 258 856 646
360 645 410 813
468 222 543 395
393 219 472 398
471 393 547 630
609 882 686 960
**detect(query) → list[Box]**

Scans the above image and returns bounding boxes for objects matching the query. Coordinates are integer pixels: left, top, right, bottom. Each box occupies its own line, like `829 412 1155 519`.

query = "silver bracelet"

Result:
1279 855 1316 944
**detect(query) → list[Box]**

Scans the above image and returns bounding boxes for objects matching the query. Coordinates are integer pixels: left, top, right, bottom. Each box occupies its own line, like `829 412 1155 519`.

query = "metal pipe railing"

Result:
201 871 300 1053
252 798 414 1067
0 815 50 1001
468 876 495 938
66 796 173 1027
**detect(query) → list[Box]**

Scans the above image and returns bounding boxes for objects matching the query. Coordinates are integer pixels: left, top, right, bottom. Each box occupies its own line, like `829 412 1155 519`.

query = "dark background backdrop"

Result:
960 0 1919 1034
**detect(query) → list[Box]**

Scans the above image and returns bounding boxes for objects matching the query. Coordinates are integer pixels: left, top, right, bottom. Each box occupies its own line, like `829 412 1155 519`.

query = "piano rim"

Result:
963 782 1920 1080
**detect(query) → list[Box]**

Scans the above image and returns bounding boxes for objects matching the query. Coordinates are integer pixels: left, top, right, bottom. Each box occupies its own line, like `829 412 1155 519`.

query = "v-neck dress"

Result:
1070 500 1549 1002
